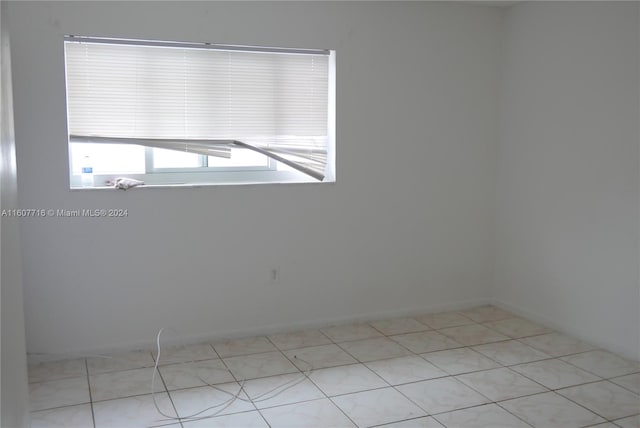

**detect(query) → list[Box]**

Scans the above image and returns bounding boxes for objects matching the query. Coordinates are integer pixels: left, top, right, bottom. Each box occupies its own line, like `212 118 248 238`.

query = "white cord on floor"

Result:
151 327 315 424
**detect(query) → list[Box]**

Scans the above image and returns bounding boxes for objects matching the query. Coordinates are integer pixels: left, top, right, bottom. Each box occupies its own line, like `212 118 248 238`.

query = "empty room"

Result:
1 1 639 427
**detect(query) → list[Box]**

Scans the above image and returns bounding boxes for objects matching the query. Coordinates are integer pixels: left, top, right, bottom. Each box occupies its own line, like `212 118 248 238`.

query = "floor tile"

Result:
511 358 601 389
391 331 463 354
484 317 552 339
321 323 383 342
333 387 426 427
152 343 218 365
434 403 530 428
458 305 514 323
438 324 509 346
422 348 501 375
414 311 475 330
213 337 276 358
181 411 269 427
613 415 640 428
260 398 356 427
473 340 550 365
28 307 640 428
369 318 431 336
241 373 324 409
500 391 605 428
169 382 255 419
557 381 640 420
339 337 412 362
87 351 155 375
456 367 547 401
267 330 332 351
29 377 90 411
93 392 177 428
30 403 94 428
610 373 640 394
90 367 161 402
159 359 234 390
223 351 298 380
365 356 447 385
519 332 597 357
396 377 489 414
28 359 87 383
562 350 640 378
308 363 387 396
283 344 357 370
378 417 444 427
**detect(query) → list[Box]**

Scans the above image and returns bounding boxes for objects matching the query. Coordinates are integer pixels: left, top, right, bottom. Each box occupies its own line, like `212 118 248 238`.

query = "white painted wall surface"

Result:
495 2 640 360
8 2 502 354
1 1 30 425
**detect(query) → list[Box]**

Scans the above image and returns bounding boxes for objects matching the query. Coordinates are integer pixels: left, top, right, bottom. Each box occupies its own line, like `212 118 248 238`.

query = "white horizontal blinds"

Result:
65 39 329 179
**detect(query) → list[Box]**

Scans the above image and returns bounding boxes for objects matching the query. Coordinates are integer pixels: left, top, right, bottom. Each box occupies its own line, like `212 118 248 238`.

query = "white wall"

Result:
1 1 30 425
495 2 640 360
8 1 502 354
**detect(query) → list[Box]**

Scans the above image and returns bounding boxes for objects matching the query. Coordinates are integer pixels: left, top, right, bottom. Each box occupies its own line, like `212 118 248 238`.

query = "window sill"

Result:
69 169 335 190
70 179 335 191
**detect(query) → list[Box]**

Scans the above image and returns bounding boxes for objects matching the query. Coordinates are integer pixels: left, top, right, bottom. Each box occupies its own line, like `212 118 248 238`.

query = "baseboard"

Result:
28 297 492 363
173 296 494 348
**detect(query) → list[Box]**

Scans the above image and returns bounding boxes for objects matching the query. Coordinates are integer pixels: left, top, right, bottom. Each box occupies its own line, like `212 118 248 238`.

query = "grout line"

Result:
29 400 96 414
84 359 97 428
437 400 537 427
91 391 169 404
154 360 182 425
513 342 599 358
328 384 394 399
253 394 331 411
285 348 360 427
255 408 273 428
208 342 224 361
455 364 550 393
240 352 342 427
368 412 445 428
282 338 377 427
154 357 223 369
263 335 282 352
326 395 365 427
491 396 543 427
316 329 334 343
333 340 374 365
608 372 640 395
560 355 640 380
27 373 91 385
168 408 266 428
363 322 389 337
369 415 446 428
552 383 623 423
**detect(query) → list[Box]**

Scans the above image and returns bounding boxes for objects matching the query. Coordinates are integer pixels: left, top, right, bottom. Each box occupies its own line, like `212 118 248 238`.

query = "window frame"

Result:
68 148 311 188
64 36 336 189
145 148 276 174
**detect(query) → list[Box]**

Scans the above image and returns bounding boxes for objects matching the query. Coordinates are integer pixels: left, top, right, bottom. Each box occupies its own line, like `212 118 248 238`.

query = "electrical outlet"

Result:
271 267 280 283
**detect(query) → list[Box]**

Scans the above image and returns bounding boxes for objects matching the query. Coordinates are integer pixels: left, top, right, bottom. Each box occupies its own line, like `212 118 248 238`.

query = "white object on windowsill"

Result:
113 177 144 190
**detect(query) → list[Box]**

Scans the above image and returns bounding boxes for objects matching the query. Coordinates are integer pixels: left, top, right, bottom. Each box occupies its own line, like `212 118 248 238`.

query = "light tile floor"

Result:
28 306 640 428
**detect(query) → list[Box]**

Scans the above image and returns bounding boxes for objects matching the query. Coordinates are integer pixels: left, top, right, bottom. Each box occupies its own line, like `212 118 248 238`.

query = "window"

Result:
64 37 335 188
